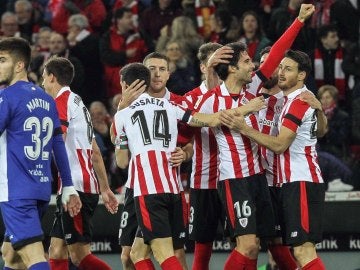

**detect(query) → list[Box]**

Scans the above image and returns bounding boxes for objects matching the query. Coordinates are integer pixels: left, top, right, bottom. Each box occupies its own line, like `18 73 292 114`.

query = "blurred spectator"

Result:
317 85 351 160
330 0 360 44
67 14 105 106
14 0 45 43
309 0 334 30
30 32 85 94
99 7 147 100
156 15 203 60
318 151 354 192
209 8 238 45
140 0 182 50
51 0 106 34
31 26 52 58
182 0 216 40
0 12 21 39
165 40 199 95
225 0 263 20
312 24 347 101
267 0 316 54
237 10 271 64
112 0 140 28
342 42 360 145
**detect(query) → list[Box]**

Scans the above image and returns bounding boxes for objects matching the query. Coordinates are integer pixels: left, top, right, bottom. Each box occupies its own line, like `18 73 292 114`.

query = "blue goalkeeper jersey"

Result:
0 81 64 202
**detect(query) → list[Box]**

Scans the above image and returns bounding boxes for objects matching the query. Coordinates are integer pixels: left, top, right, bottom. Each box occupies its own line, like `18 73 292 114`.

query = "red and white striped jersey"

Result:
123 89 191 190
197 83 264 181
185 82 219 189
258 91 284 186
277 87 323 184
55 87 99 194
113 93 193 197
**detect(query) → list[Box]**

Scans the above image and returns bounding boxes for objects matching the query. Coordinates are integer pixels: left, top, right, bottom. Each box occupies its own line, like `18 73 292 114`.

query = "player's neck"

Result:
224 78 243 95
148 88 166 98
9 72 28 86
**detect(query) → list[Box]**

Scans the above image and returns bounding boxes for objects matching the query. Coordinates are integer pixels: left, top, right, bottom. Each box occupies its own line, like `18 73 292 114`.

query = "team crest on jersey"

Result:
239 218 248 228
275 105 282 114
240 96 249 105
0 97 3 104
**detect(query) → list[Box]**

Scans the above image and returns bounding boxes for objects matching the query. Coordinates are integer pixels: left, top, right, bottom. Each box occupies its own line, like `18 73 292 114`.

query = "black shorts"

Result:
50 191 99 245
218 173 275 239
189 188 225 243
269 186 284 238
118 188 138 246
281 181 325 246
134 193 187 249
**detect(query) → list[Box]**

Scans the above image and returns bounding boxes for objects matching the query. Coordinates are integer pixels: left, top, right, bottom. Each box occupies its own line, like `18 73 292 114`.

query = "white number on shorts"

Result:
234 200 251 218
120 211 129 228
24 116 53 160
189 206 194 223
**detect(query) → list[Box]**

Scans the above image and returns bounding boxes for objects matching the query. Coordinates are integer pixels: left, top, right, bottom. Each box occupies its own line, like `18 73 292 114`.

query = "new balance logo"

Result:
239 218 248 228
65 233 72 239
291 231 298 238
179 232 186 238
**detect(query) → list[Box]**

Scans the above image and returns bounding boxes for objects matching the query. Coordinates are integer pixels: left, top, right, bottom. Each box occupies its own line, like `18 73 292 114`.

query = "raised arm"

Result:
258 4 315 79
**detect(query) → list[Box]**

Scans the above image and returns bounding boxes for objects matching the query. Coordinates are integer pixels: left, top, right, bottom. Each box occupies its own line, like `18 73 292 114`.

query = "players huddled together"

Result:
0 3 329 270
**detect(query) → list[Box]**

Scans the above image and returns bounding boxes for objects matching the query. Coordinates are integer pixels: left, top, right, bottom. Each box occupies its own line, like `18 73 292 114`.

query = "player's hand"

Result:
170 147 185 167
62 186 82 217
101 188 119 214
246 96 266 112
299 91 322 111
220 110 247 133
207 46 234 68
297 4 315 23
118 79 146 110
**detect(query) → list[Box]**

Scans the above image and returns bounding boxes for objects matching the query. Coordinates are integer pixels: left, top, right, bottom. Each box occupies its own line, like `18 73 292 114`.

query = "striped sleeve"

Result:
282 99 310 132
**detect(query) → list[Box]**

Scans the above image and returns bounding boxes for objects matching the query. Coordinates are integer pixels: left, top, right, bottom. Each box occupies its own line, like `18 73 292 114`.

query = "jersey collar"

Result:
56 86 71 98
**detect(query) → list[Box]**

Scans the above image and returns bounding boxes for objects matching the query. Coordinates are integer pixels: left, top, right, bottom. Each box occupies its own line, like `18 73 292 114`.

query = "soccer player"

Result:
116 53 194 270
222 50 326 270
184 42 230 270
41 57 119 270
113 62 265 270
0 37 81 270
193 5 315 269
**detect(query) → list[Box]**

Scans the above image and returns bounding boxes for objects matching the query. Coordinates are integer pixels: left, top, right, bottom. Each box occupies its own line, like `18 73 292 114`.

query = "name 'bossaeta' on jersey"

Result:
113 93 193 197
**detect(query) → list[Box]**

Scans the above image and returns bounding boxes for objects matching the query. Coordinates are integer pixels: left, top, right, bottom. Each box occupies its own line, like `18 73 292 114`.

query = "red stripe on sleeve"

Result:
259 19 304 79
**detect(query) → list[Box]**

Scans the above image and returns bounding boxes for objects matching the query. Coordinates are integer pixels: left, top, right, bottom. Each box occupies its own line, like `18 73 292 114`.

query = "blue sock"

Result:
28 262 50 270
3 267 16 270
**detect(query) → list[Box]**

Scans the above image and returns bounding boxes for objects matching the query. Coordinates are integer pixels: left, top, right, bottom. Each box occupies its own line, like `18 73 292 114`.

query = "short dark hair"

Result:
120 63 151 88
284 50 312 79
143 52 170 70
214 42 247 81
317 24 338 40
197 42 222 64
113 7 131 20
0 37 31 69
44 57 74 86
260 46 271 57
